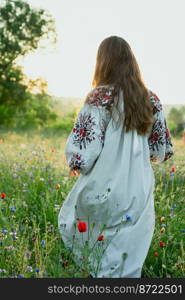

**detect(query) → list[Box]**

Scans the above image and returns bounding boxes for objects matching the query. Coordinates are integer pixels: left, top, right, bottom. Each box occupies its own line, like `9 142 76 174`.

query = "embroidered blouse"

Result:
64 86 174 174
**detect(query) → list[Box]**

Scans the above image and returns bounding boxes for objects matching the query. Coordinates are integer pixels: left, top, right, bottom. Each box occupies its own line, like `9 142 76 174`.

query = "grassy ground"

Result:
0 129 184 278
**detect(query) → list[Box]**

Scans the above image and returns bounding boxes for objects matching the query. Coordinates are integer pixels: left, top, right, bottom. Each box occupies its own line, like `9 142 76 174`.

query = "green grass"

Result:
0 129 184 278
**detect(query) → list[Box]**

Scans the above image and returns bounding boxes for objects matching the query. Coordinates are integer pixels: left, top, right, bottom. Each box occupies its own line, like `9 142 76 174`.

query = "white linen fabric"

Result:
58 85 174 278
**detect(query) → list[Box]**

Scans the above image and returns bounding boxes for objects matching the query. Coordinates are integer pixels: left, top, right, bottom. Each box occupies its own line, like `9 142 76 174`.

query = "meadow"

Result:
0 129 184 278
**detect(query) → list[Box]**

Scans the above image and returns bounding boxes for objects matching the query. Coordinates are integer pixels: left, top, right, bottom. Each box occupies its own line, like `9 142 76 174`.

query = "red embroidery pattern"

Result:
148 91 174 162
69 153 85 170
86 85 115 109
149 91 162 114
72 112 96 150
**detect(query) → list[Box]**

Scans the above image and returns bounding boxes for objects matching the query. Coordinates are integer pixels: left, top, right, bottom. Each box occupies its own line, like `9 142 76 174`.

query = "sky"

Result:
19 0 185 104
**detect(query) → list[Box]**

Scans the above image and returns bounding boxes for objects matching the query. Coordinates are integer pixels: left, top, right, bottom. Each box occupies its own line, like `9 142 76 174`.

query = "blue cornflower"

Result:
35 268 40 273
181 229 185 233
41 240 45 247
10 207 16 213
126 215 132 221
18 274 24 278
2 229 8 235
12 232 17 240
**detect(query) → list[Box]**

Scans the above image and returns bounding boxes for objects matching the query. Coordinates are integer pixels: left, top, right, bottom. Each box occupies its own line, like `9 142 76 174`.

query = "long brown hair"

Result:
91 36 154 135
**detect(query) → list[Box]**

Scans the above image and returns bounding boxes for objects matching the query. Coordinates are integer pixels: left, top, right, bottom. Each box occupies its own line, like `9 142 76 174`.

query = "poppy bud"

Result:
1 193 6 199
77 221 87 232
159 241 165 248
97 235 104 241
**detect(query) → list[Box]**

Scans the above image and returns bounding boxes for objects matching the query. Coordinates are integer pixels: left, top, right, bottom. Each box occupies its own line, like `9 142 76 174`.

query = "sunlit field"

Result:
0 130 184 278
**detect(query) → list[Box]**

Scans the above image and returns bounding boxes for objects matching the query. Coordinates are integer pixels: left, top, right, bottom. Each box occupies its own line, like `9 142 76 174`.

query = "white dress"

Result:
58 85 174 278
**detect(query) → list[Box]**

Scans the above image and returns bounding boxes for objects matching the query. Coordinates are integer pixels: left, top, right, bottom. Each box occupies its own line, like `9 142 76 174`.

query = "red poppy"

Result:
97 235 104 241
1 193 6 199
159 241 165 248
170 167 176 173
69 170 79 177
154 251 159 257
51 148 56 152
77 221 87 232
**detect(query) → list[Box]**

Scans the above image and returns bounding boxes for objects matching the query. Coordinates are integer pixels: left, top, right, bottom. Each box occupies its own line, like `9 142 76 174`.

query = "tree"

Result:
0 0 57 127
0 0 56 72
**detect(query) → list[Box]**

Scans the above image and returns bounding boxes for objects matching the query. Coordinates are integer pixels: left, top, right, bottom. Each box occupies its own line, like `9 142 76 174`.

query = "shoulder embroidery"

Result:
86 85 115 110
149 91 162 114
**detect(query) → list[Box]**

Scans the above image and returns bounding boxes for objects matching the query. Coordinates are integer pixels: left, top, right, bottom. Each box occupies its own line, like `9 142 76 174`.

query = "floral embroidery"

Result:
98 120 106 146
72 112 97 150
66 87 114 172
149 119 166 152
86 85 115 110
148 91 174 162
149 90 162 114
69 153 86 170
163 151 174 161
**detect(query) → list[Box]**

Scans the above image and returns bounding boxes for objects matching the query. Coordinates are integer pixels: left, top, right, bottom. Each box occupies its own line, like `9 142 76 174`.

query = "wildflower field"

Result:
0 130 184 278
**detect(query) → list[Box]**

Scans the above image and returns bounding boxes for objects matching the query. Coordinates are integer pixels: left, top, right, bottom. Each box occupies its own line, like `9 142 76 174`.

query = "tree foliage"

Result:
0 0 56 71
0 0 58 128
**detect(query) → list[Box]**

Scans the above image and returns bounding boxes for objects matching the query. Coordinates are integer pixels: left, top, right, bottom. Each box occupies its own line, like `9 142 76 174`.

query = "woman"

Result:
58 36 174 278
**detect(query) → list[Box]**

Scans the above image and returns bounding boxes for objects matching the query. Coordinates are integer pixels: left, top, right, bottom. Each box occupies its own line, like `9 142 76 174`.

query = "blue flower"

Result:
170 172 175 176
10 207 16 213
41 240 45 247
181 229 185 233
0 241 4 246
35 268 40 273
18 274 24 278
126 215 131 221
12 233 17 240
2 229 8 235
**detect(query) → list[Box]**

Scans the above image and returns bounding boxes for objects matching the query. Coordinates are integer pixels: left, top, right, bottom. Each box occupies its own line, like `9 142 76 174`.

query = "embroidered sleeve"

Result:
64 86 114 175
148 92 174 163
